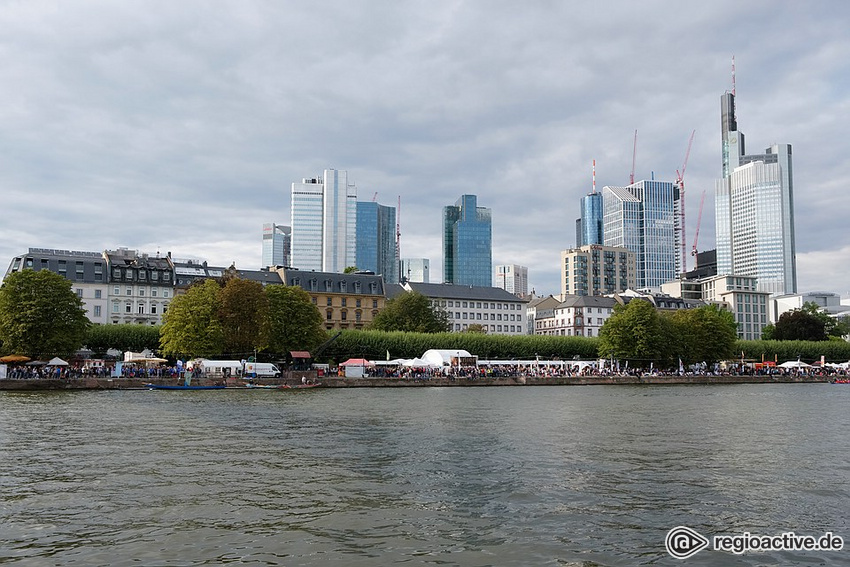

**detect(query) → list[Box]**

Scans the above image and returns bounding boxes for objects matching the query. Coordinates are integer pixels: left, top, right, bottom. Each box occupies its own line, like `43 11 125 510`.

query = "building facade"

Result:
404 282 527 335
5 248 110 325
262 223 291 268
603 180 681 289
276 267 385 331
443 194 492 287
700 274 769 340
716 91 796 295
290 169 357 273
355 201 398 284
104 248 174 326
579 192 604 247
535 295 617 337
495 264 528 297
400 258 430 283
560 245 636 298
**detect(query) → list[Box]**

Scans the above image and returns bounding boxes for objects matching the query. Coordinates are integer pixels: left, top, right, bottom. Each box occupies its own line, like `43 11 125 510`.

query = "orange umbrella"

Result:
0 354 31 363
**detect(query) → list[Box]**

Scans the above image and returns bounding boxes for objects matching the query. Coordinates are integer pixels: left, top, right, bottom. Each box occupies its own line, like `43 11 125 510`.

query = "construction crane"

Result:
629 129 638 185
692 190 706 260
675 129 695 274
372 192 378 202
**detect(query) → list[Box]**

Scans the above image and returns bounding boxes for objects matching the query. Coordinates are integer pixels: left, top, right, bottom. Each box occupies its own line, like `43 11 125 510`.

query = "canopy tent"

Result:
0 354 30 363
47 357 69 366
421 349 477 367
402 357 437 368
339 358 375 367
778 360 812 369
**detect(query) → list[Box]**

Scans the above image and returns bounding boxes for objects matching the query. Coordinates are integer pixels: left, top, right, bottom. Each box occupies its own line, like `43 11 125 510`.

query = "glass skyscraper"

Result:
715 91 796 295
290 169 357 273
603 180 681 289
261 223 291 268
580 192 604 246
443 194 492 287
356 201 398 284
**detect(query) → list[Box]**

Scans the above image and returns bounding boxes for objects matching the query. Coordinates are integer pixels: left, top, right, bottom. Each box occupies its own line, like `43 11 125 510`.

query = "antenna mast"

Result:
592 159 596 193
396 195 401 276
629 130 638 185
732 54 736 97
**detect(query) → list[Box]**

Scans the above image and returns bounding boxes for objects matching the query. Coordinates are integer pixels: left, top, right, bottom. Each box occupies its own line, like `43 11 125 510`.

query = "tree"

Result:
598 299 671 366
369 291 450 333
0 270 90 356
343 266 359 274
219 278 269 356
773 309 827 341
160 279 225 357
668 304 738 364
464 323 488 334
265 285 326 355
799 302 849 339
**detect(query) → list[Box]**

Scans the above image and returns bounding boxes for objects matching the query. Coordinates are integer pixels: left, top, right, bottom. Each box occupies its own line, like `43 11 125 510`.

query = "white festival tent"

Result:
47 357 69 366
778 360 812 369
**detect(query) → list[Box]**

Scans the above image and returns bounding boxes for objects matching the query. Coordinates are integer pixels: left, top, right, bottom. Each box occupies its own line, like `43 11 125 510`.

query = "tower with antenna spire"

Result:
577 159 604 247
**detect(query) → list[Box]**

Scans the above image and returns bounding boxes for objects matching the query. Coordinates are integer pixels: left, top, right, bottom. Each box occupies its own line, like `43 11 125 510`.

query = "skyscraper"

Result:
603 180 681 289
495 264 528 297
400 258 430 283
290 169 357 273
261 223 291 268
443 194 492 287
579 192 604 246
715 90 796 295
356 201 398 283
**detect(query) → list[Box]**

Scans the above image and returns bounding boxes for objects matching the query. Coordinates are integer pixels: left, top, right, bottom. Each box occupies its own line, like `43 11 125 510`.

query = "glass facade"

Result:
443 195 492 287
356 201 398 283
400 258 429 283
261 223 291 268
603 181 681 289
580 192 604 246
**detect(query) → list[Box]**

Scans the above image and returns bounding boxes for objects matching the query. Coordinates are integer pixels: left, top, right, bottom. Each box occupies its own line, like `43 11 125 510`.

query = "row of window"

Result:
436 300 520 310
311 296 379 308
325 309 379 321
453 324 521 333
111 267 172 283
449 312 521 321
110 301 168 315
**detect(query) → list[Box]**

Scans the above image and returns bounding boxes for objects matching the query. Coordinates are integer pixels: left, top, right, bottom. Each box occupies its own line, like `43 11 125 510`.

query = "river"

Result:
1 384 848 566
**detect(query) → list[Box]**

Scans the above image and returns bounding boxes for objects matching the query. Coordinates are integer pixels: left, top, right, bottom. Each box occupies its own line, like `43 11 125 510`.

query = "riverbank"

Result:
0 374 831 390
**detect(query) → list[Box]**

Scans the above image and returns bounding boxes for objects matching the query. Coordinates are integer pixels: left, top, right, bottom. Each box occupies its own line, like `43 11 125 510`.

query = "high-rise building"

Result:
715 91 796 295
560 245 636 297
495 264 528 297
261 223 291 268
356 201 398 283
400 258 430 283
443 194 492 287
579 192 604 246
603 180 681 289
290 169 357 273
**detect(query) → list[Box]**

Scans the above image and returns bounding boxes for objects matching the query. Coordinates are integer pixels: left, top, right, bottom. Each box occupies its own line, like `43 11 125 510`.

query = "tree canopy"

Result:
772 307 827 341
160 279 225 357
368 291 450 333
265 285 326 355
0 270 90 356
598 299 671 365
219 278 269 356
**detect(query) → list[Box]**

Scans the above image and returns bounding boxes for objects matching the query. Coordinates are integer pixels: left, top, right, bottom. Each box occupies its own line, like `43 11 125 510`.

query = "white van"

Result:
244 362 281 378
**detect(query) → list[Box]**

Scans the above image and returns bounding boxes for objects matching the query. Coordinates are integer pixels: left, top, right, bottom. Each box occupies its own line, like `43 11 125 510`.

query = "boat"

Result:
146 383 226 390
244 382 321 389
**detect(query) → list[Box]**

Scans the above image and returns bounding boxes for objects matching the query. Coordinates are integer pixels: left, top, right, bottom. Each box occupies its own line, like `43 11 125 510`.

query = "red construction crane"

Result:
676 129 695 274
372 192 378 202
629 129 638 185
692 190 706 259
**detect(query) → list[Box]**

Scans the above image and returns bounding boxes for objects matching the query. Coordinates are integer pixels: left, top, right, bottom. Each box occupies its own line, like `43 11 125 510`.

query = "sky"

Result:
2 1 849 297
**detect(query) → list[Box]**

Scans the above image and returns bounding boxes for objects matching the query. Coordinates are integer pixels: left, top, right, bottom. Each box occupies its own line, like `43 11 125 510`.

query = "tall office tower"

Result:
561 245 636 297
443 194 492 287
603 180 682 289
400 258 430 283
261 223 291 268
495 264 528 297
575 218 583 247
716 90 797 295
580 192 604 246
356 201 398 283
290 169 357 272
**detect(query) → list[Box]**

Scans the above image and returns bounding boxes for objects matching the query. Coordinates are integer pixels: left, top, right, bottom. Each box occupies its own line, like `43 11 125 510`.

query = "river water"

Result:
1 384 849 566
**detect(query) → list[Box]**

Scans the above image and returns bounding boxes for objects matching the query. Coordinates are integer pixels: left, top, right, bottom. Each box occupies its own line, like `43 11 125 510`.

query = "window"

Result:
76 262 84 279
372 300 378 308
355 311 361 321
125 302 132 313
151 305 157 314
151 289 157 297
126 287 132 296
151 271 159 282
139 288 145 296
356 299 361 308
340 281 347 293
341 310 347 321
112 302 119 313
311 297 317 304
327 297 333 306
138 270 146 281
58 260 67 274
94 306 101 317
341 298 347 307
163 291 169 298
326 310 333 320
76 289 83 298
138 305 144 314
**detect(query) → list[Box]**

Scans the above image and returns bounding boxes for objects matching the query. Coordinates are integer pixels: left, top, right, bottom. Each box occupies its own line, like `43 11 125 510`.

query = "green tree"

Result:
219 278 269 356
369 291 450 333
773 309 827 341
668 304 738 364
464 323 488 334
343 266 359 274
265 285 326 355
160 279 225 357
598 299 671 366
760 323 775 340
799 302 849 339
0 270 90 357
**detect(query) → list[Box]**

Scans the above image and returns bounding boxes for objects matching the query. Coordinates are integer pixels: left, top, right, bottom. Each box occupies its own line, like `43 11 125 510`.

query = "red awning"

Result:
290 351 312 359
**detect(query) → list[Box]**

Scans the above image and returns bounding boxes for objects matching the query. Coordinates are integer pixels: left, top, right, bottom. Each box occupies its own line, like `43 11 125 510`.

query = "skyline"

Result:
1 2 849 297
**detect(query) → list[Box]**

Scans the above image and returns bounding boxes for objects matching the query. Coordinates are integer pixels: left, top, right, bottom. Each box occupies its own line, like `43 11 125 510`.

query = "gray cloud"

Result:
1 1 848 297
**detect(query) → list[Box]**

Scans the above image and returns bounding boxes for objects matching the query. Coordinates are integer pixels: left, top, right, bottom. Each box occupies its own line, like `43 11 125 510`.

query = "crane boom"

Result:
677 129 695 274
629 129 637 185
692 190 706 258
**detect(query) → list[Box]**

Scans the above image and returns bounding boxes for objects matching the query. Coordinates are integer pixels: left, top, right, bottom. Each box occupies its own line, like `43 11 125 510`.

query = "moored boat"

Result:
145 383 226 390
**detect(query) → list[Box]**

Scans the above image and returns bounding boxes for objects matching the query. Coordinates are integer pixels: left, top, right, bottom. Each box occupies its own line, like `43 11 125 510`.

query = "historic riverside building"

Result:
715 90 797 295
355 201 398 284
560 245 636 298
261 223 291 269
400 282 527 335
290 169 357 273
104 248 174 326
495 264 528 297
5 248 110 325
602 180 682 289
534 295 617 337
442 194 492 287
274 267 386 331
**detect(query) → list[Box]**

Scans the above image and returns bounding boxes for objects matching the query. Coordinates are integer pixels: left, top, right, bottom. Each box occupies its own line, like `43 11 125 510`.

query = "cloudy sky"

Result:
2 1 849 297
